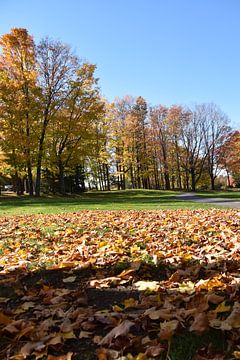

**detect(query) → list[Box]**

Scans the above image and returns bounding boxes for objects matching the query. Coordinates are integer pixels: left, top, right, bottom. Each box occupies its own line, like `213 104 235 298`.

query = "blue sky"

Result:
1 0 239 127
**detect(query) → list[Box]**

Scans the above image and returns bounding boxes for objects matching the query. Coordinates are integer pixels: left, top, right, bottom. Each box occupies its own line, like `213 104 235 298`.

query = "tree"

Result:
111 96 135 190
178 106 208 191
35 37 79 196
218 130 240 187
46 64 105 194
201 103 231 190
150 105 171 190
123 96 149 189
0 28 38 195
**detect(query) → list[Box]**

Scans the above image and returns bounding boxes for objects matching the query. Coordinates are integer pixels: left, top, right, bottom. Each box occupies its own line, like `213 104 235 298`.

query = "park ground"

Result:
1 189 240 216
0 190 239 360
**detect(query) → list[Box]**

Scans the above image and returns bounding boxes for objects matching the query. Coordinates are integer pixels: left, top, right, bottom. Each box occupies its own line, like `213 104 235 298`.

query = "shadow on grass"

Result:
0 257 238 359
0 190 199 214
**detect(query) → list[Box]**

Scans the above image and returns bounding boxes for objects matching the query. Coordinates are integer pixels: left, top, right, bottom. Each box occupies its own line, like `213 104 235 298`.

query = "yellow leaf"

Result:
123 298 138 308
134 280 160 291
178 281 195 294
130 245 140 254
136 353 147 360
214 301 231 313
112 305 123 312
196 277 225 290
62 331 76 339
99 241 108 248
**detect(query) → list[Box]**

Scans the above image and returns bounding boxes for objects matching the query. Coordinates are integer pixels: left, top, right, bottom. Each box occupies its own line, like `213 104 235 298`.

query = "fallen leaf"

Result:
190 313 209 333
47 353 73 360
62 276 76 283
134 281 160 291
0 311 11 325
100 320 135 345
159 320 179 340
145 344 165 357
79 331 92 338
214 301 231 313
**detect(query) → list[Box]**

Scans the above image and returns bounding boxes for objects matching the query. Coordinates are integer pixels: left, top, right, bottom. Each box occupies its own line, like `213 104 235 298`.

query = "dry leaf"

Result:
62 276 76 283
134 281 160 291
159 320 179 340
0 311 11 325
190 313 209 333
100 320 135 345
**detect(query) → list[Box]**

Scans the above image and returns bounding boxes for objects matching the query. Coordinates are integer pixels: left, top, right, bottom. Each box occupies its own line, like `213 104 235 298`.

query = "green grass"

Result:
195 190 240 199
169 330 228 360
0 189 219 216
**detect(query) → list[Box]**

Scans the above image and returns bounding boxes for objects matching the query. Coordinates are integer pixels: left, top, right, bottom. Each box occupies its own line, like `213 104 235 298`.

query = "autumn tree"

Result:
200 103 231 190
218 130 240 187
34 38 80 196
111 96 135 189
46 64 105 194
123 96 150 188
0 28 38 195
178 106 210 191
150 105 171 189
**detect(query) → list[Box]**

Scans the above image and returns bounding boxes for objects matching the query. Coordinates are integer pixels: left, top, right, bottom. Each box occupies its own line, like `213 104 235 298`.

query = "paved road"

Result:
176 192 240 209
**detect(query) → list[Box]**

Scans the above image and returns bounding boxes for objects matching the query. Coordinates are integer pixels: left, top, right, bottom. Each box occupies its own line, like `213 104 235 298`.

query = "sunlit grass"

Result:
0 189 220 216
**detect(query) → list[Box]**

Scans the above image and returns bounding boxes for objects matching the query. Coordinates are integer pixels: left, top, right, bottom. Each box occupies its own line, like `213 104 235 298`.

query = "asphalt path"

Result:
176 192 240 209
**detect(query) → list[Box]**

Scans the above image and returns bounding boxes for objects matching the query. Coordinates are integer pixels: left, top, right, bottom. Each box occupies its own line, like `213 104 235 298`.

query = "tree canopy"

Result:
0 28 238 195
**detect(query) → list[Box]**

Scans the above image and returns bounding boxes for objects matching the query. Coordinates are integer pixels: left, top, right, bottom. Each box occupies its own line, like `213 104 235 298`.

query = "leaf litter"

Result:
0 209 239 359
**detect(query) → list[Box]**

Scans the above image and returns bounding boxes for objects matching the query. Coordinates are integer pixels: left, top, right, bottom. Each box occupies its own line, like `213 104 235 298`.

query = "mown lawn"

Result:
0 190 219 216
196 190 240 199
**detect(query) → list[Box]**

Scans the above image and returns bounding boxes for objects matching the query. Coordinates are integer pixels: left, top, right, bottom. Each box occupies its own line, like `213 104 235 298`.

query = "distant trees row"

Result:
111 96 239 191
0 28 239 195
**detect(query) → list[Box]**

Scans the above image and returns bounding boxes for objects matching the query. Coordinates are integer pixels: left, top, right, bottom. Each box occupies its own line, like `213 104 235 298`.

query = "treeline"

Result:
0 28 239 195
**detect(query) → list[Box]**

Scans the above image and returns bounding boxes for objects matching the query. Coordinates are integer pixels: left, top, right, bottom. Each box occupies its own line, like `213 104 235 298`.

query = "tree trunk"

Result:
58 160 65 195
35 125 47 196
164 172 171 190
35 158 42 197
210 175 215 190
190 168 196 191
226 169 231 187
27 161 34 196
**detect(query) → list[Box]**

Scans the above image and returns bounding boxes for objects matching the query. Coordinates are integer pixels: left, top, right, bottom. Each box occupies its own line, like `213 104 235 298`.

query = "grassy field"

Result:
196 190 240 199
0 189 229 216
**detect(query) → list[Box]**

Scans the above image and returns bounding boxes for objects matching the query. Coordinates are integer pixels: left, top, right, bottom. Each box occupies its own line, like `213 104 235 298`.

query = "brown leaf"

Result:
147 308 173 320
62 276 76 283
100 320 135 345
47 335 62 346
96 348 119 360
146 344 165 357
0 311 12 325
79 331 92 338
47 353 73 360
207 294 225 304
190 313 209 333
159 320 179 340
20 341 46 358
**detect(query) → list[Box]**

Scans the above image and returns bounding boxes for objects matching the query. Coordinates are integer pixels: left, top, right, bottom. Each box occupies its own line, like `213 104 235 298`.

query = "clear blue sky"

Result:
1 0 240 127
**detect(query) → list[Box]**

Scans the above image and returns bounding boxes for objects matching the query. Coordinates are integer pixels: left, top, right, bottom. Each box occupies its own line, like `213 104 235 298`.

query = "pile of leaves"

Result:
0 209 239 360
